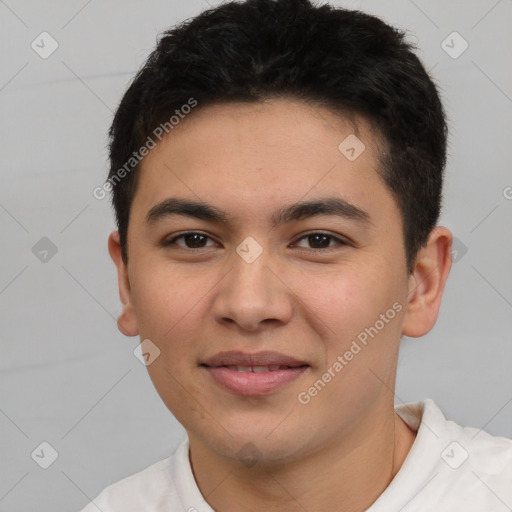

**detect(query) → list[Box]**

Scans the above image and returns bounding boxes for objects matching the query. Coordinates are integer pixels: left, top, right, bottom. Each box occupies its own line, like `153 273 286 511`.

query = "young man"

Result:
83 0 512 510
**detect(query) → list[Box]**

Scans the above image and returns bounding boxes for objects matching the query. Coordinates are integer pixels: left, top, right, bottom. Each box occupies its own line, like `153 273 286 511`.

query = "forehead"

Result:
131 98 397 227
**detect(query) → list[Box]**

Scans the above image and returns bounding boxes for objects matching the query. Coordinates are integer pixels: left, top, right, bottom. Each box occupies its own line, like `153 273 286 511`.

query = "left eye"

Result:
293 232 346 250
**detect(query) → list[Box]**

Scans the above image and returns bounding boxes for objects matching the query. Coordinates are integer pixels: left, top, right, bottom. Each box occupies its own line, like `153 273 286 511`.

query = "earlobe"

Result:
402 227 452 338
108 231 139 337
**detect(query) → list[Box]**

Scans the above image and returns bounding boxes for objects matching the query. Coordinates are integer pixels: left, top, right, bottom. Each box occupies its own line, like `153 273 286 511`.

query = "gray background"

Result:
1 0 511 510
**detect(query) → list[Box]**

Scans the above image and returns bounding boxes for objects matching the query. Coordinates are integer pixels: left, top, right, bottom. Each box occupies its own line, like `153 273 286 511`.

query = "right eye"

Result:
161 231 218 250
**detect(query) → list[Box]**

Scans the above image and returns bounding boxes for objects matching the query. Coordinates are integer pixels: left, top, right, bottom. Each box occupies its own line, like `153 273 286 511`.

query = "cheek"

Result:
131 267 206 413
299 270 377 334
129 265 198 344
305 263 404 352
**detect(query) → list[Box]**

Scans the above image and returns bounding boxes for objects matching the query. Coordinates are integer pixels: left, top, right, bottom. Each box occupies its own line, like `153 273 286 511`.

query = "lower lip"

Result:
203 366 308 396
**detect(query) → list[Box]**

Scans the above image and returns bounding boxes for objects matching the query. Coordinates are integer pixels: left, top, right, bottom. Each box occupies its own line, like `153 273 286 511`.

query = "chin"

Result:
196 418 315 468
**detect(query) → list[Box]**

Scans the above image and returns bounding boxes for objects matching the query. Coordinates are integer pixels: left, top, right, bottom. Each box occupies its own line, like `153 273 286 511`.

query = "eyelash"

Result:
161 231 349 252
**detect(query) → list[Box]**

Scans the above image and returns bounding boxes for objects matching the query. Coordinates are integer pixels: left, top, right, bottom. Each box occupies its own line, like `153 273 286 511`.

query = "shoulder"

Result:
397 398 512 470
389 399 512 511
79 445 183 512
425 398 512 477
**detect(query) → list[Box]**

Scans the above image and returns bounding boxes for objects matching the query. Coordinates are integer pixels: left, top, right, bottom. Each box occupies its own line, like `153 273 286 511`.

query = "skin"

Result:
108 98 452 511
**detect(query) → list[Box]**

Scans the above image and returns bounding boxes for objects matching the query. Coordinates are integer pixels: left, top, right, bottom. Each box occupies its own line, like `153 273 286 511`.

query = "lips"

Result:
201 351 309 396
202 350 308 368
223 364 293 373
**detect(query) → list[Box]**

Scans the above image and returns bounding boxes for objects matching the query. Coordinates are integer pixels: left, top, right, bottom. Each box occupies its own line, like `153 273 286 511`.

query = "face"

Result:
112 99 418 465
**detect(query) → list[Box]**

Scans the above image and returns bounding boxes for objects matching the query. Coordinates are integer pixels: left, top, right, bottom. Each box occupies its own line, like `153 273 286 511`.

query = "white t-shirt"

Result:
80 399 512 511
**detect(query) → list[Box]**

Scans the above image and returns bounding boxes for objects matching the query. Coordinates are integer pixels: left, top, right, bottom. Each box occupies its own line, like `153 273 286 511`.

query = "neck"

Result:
188 405 417 512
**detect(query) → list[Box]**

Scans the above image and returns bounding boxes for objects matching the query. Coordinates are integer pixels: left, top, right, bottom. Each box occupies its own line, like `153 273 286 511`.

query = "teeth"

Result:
228 365 291 372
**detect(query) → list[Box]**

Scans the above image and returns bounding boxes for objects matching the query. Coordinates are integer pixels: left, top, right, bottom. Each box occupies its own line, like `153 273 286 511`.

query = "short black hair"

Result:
107 0 448 272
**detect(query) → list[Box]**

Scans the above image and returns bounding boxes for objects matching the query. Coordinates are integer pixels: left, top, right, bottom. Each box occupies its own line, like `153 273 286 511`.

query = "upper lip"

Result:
202 351 309 368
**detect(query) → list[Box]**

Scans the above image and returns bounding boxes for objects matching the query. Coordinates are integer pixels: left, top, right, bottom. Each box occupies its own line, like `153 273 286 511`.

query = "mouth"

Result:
200 351 310 396
220 364 303 372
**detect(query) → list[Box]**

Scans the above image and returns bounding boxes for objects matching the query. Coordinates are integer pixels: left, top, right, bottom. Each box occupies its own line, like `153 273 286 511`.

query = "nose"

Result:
212 248 294 333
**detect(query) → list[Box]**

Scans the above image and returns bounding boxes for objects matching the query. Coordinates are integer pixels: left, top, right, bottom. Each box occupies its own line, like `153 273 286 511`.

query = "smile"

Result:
225 365 295 372
201 351 310 396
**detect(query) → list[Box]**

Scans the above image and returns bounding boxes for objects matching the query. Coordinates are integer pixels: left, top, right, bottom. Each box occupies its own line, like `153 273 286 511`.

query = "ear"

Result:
402 226 452 337
108 230 139 337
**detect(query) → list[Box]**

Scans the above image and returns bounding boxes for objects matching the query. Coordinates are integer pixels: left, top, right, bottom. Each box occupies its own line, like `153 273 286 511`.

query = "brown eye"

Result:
294 232 347 250
163 232 216 249
307 234 331 249
181 233 208 248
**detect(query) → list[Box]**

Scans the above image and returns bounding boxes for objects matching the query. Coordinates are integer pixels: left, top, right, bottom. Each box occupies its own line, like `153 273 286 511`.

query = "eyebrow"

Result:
145 196 371 228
